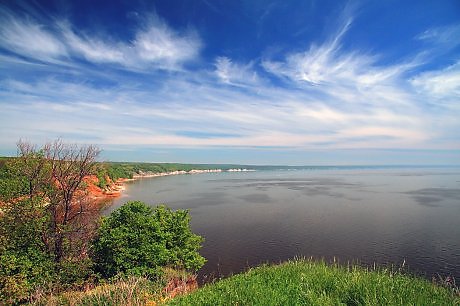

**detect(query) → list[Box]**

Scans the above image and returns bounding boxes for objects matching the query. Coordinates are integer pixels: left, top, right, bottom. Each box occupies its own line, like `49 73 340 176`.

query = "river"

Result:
105 166 460 282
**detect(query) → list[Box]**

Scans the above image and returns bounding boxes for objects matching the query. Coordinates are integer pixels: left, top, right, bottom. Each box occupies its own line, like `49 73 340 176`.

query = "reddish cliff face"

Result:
0 176 121 212
84 175 124 200
84 175 104 197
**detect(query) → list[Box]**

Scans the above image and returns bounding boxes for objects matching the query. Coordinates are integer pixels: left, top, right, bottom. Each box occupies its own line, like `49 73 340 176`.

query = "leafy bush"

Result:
0 250 55 304
0 199 55 304
0 158 28 202
91 201 206 279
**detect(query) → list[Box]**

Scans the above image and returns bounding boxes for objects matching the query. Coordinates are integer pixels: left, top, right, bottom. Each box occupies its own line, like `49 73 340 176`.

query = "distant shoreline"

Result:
132 168 255 179
88 164 460 205
102 168 256 200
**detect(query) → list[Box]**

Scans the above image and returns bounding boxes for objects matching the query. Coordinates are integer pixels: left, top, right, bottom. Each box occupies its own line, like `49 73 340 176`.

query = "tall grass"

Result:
168 259 459 305
29 268 194 305
30 277 163 306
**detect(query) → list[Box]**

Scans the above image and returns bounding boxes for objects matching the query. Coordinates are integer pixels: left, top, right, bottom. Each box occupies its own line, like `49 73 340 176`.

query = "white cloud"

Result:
416 24 460 47
214 56 260 86
261 17 417 91
0 9 201 70
409 61 460 146
61 19 201 69
411 61 460 100
60 22 125 63
134 22 201 68
0 75 436 150
0 10 66 61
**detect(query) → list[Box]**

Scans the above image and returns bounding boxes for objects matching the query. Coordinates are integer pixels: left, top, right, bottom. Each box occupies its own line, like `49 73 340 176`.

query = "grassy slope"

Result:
26 261 460 306
168 260 459 306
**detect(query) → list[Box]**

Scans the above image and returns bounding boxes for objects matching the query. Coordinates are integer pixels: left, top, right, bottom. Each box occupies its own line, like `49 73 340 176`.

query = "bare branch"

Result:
16 139 101 263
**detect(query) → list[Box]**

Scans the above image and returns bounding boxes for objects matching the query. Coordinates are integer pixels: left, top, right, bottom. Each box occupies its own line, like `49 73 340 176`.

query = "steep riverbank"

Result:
84 175 126 200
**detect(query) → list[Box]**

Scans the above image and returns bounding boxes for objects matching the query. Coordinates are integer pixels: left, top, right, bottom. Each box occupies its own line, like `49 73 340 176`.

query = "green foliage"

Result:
91 201 206 279
0 140 101 303
0 251 54 304
54 259 96 291
1 152 211 303
0 157 28 201
94 166 109 189
97 174 108 189
106 163 134 180
0 199 54 304
102 162 227 182
169 259 459 305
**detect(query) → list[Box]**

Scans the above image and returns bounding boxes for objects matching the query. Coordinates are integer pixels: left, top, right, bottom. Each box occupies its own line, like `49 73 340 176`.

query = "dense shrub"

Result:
0 199 54 304
91 201 205 279
0 158 28 201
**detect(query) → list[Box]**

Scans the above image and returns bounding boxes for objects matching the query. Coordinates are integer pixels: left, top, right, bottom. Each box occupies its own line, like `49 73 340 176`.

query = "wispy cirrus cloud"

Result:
214 56 260 86
0 73 435 150
0 9 66 61
0 7 201 70
60 22 125 63
261 17 417 89
134 21 201 69
416 24 460 47
411 61 460 102
262 18 354 85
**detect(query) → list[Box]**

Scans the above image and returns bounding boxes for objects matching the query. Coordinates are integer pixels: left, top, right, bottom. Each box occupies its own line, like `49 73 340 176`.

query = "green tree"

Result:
0 140 100 303
91 201 206 279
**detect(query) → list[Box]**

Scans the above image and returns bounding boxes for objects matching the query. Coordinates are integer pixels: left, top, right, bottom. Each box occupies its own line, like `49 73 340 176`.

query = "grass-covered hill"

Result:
168 259 459 305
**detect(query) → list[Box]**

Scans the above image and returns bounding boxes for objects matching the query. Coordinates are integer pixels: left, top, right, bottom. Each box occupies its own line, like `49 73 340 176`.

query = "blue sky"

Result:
0 0 459 165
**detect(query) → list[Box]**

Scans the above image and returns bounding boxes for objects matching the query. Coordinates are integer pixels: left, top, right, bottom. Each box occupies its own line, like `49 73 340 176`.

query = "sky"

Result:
0 0 459 165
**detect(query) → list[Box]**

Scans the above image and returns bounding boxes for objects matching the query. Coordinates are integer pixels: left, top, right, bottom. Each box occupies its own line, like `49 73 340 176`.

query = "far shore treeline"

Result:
0 155 254 197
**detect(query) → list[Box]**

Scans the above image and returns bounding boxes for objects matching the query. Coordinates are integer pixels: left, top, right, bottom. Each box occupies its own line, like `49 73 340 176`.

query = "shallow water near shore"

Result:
105 166 460 282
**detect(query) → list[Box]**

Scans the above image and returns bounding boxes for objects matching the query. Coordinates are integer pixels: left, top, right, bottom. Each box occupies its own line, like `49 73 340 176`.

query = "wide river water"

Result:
105 166 460 282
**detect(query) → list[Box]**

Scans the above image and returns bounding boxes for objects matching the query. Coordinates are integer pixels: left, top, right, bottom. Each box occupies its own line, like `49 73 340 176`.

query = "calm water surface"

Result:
105 167 460 282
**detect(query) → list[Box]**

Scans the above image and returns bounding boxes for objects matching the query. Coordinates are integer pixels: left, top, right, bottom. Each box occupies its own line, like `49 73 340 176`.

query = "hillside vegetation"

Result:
169 259 459 305
0 141 205 304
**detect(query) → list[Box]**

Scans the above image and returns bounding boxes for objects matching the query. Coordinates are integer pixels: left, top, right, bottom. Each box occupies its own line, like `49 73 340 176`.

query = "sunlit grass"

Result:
168 259 459 305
